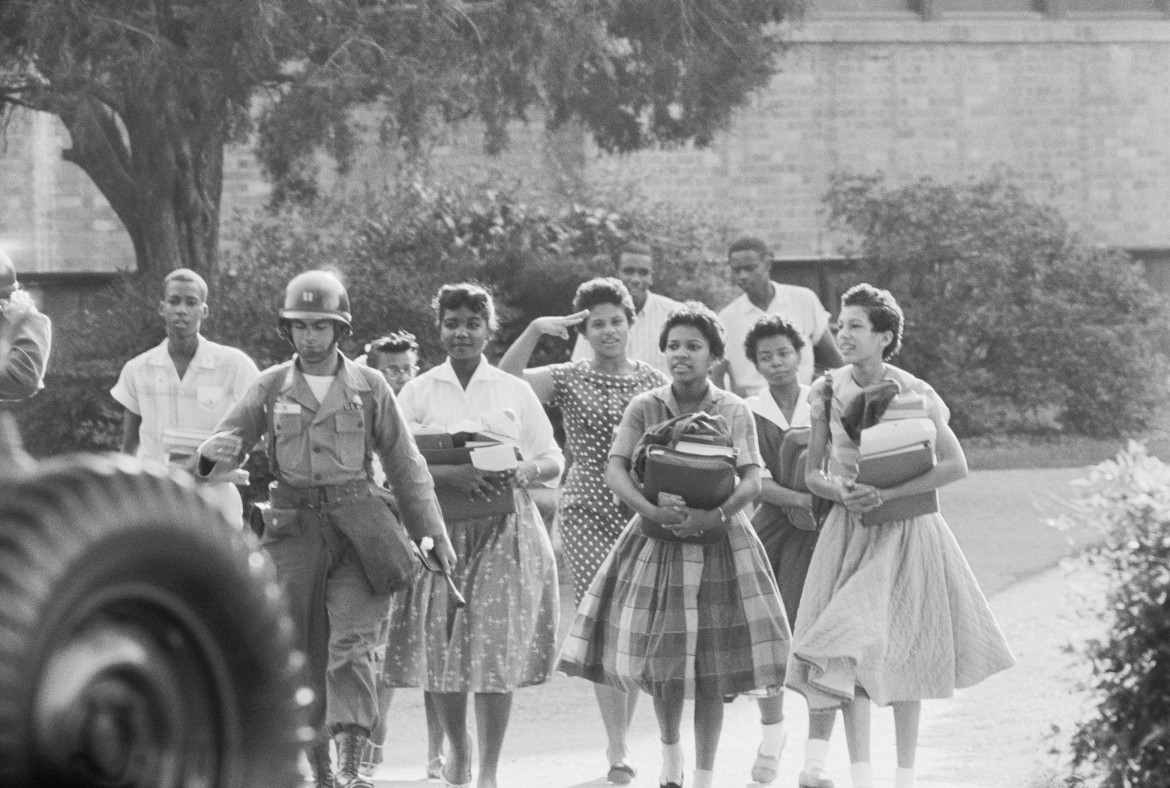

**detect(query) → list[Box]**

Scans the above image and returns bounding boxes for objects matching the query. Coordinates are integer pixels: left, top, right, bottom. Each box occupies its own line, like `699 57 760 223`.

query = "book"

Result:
469 443 520 472
881 392 929 420
859 417 936 457
641 445 736 511
161 426 213 454
855 440 938 525
674 440 736 459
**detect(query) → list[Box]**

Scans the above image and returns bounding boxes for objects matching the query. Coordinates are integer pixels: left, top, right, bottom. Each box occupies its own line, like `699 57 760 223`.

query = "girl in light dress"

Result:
382 283 563 788
559 302 791 788
786 284 1015 788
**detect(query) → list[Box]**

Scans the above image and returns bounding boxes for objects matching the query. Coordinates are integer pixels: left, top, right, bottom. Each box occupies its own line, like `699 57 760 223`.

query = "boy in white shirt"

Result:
111 268 259 528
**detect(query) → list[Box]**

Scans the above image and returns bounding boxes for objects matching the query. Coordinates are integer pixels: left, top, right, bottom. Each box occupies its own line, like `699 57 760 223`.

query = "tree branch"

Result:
56 94 141 240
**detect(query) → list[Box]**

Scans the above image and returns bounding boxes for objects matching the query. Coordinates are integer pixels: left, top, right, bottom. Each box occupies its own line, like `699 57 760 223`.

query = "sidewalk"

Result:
367 468 1104 787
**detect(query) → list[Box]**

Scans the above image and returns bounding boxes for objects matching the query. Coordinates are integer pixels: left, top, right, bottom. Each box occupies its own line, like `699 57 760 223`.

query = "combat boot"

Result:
334 729 375 788
308 740 336 788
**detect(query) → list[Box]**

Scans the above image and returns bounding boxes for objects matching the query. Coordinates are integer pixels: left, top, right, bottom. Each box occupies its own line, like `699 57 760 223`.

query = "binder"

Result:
639 446 736 544
641 445 736 510
855 440 938 525
415 432 520 522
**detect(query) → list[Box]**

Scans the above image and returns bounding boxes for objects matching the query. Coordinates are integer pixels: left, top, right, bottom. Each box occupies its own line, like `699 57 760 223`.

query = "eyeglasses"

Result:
378 364 417 378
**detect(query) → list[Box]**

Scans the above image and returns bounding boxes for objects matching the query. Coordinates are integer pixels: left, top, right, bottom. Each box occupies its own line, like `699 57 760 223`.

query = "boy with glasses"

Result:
364 332 420 395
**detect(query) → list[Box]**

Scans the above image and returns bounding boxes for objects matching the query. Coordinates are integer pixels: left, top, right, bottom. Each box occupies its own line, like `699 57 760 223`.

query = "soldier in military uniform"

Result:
198 270 455 788
0 249 51 402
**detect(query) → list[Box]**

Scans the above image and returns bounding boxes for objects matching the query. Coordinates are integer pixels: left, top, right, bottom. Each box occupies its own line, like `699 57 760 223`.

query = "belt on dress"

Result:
269 479 370 509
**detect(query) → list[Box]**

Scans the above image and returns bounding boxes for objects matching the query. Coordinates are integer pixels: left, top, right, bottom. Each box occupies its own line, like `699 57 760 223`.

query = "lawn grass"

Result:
961 433 1136 471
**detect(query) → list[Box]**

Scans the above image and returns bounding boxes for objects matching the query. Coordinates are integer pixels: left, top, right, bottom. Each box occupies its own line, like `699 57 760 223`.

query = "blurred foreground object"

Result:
0 412 306 787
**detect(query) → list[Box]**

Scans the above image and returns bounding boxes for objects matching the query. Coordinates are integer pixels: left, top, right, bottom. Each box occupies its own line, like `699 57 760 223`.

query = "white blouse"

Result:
397 356 565 487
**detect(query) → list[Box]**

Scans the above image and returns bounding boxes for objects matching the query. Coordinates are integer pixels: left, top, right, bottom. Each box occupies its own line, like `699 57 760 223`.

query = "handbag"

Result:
632 411 737 544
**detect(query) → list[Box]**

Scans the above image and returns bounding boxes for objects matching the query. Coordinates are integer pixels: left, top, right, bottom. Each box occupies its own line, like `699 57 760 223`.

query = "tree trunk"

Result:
58 92 225 280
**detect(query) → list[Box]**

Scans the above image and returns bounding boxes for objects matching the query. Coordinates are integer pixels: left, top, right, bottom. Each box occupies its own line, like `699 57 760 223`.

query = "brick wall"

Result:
0 111 134 274
585 19 1170 257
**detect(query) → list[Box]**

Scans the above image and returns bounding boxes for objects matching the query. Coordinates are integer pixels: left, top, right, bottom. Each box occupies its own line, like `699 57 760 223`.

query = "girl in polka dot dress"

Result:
498 276 667 784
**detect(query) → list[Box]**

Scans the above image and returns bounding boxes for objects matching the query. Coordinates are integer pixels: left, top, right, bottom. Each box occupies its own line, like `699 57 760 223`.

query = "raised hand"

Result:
531 310 590 340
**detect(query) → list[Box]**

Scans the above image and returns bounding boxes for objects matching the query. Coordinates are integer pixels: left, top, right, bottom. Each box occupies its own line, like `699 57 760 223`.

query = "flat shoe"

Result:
427 755 445 780
441 737 472 788
798 767 835 788
607 763 636 785
750 731 786 784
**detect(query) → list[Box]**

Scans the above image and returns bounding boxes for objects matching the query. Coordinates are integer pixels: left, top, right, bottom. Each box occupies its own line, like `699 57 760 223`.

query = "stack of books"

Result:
856 417 938 525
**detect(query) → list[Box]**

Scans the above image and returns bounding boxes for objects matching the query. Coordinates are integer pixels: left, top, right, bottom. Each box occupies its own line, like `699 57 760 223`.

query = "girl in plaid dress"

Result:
559 302 791 788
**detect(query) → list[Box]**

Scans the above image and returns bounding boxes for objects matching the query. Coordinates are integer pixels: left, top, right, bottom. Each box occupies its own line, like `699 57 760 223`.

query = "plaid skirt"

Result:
557 512 791 700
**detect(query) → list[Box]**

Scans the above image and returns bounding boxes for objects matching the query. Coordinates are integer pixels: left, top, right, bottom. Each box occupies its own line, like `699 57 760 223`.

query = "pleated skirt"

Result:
558 512 791 700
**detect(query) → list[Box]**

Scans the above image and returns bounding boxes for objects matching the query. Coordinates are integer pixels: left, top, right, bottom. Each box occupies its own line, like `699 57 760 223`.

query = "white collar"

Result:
146 335 217 371
432 355 501 387
747 384 811 430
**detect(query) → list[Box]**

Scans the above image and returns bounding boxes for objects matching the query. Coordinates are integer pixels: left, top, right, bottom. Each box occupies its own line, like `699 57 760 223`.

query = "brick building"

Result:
3 1 1170 306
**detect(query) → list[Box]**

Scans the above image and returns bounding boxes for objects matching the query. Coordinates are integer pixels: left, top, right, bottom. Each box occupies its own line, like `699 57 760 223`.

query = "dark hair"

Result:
365 330 419 357
728 236 771 261
658 301 727 359
573 277 636 325
744 313 805 365
433 282 498 333
163 267 208 301
841 283 903 359
619 241 653 260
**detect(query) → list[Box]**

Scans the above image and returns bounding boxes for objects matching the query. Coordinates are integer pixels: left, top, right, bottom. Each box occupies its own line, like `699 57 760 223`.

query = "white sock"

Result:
850 761 873 788
804 738 830 771
758 720 787 757
693 768 714 788
895 767 915 788
660 740 684 784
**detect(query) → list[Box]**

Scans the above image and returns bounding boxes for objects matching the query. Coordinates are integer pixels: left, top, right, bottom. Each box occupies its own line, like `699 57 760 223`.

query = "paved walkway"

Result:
362 467 1106 788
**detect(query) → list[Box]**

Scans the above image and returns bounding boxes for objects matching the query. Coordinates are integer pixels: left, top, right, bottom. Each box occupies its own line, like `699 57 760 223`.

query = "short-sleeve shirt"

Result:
396 357 565 487
610 382 763 471
571 291 683 376
719 285 831 392
112 336 259 527
112 336 259 467
810 364 950 483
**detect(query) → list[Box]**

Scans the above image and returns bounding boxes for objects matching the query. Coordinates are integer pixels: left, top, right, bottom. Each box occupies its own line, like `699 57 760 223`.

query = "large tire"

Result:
0 454 306 788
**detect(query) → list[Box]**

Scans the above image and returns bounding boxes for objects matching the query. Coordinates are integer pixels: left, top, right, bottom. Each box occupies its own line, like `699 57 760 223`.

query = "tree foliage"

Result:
1 0 791 275
825 172 1168 438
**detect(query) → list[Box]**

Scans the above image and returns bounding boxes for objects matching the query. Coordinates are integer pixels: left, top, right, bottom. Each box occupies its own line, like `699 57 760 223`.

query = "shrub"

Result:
825 172 1168 439
1056 443 1170 787
16 176 738 455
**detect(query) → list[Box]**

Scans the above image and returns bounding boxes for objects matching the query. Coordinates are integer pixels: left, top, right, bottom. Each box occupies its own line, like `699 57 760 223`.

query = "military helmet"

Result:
0 248 18 298
280 270 351 327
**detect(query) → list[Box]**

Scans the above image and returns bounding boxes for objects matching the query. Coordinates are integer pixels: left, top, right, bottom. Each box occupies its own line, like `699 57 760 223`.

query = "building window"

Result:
812 0 917 17
1063 0 1165 14
932 0 1039 13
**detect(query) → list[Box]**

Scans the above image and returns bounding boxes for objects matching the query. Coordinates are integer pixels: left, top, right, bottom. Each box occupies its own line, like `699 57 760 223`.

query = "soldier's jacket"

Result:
0 311 51 401
214 352 445 544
